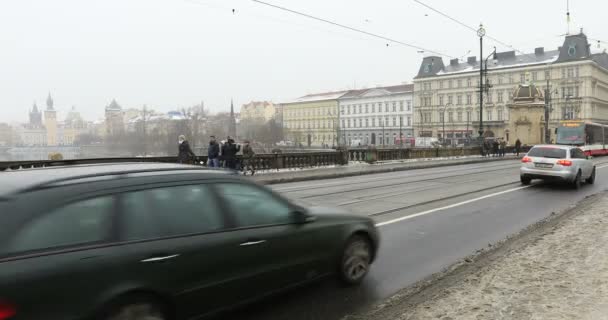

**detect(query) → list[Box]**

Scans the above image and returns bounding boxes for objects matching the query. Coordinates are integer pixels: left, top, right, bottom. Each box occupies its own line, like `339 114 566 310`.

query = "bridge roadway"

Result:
223 159 608 320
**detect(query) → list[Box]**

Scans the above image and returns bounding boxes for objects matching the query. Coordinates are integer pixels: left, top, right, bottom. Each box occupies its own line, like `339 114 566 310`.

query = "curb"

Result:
253 156 520 185
347 191 606 320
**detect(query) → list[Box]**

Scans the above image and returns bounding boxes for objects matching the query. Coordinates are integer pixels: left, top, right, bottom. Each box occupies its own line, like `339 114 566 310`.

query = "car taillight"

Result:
521 157 532 163
557 159 573 166
0 301 15 320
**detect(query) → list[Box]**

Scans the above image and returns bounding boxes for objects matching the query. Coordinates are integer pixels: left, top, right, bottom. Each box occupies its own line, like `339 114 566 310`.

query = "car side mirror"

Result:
291 209 316 224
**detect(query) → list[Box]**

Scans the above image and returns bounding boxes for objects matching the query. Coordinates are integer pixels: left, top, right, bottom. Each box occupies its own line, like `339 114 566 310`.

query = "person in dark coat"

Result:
515 139 522 156
177 135 195 164
208 136 220 167
492 140 499 157
221 137 240 170
242 140 256 176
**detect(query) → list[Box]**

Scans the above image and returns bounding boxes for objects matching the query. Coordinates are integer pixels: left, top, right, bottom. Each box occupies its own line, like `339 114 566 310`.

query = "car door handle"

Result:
140 254 180 263
239 240 266 246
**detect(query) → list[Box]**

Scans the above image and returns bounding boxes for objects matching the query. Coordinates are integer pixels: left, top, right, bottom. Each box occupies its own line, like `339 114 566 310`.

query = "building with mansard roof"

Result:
338 84 414 146
413 31 608 145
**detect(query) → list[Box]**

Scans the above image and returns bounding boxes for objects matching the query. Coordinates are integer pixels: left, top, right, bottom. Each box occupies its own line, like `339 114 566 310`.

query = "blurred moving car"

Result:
0 163 379 320
520 145 596 188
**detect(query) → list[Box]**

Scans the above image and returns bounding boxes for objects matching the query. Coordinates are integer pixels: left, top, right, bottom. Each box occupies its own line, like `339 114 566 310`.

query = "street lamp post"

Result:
477 24 486 144
381 119 385 148
466 109 470 145
441 103 453 146
399 116 403 149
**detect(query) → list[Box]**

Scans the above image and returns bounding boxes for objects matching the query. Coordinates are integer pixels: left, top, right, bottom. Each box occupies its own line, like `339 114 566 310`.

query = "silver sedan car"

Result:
520 145 596 188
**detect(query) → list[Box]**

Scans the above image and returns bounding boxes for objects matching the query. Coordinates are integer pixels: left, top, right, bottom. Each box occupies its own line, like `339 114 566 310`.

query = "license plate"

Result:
535 163 553 168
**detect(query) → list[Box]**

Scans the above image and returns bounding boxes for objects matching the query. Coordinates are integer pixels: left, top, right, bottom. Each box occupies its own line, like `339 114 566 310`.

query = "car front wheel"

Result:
339 235 372 285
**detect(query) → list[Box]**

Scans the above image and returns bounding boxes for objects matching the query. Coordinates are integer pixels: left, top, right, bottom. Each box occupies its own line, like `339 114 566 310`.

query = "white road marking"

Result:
375 186 532 227
376 164 608 227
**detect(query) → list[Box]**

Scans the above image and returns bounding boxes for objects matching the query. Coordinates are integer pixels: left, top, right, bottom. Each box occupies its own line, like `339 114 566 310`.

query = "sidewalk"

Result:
358 192 608 320
251 155 519 185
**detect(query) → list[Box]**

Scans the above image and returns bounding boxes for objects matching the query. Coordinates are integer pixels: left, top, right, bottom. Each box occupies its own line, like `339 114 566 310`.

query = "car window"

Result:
121 184 224 240
527 147 567 159
6 196 114 255
571 148 585 159
215 183 293 227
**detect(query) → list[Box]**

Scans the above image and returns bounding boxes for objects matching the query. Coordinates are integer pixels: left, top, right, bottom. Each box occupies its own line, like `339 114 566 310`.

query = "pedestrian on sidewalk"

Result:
492 139 499 157
207 135 220 167
177 135 195 164
222 136 240 170
500 138 507 157
242 140 256 176
515 138 522 156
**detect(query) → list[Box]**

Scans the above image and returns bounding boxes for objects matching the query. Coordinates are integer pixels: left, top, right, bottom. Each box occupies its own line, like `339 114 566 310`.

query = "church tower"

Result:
44 92 58 146
29 102 43 128
228 99 237 138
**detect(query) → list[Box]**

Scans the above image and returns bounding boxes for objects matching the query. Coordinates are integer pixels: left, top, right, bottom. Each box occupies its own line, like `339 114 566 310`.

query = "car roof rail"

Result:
18 167 229 194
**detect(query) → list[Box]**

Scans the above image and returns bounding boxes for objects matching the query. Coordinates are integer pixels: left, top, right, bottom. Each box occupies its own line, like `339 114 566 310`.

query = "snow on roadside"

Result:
387 194 608 320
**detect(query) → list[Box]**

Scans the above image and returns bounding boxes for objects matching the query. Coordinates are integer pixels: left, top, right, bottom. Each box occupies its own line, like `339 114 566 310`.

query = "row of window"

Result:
285 107 335 118
420 105 580 124
340 100 412 115
340 116 412 129
284 120 336 130
420 85 581 107
419 67 581 90
346 132 411 146
8 183 294 255
420 109 504 123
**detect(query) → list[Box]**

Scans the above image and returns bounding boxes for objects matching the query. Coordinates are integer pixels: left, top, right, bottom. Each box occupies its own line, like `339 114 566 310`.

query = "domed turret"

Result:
512 84 544 102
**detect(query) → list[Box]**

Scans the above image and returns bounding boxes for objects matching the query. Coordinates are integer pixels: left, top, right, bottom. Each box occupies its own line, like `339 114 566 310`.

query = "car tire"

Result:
104 299 167 320
572 171 582 190
339 235 372 286
520 176 531 185
586 167 596 185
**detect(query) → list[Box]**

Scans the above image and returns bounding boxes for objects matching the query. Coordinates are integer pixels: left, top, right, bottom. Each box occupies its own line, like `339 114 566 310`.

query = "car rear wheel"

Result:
572 171 582 190
339 235 372 285
520 176 531 185
586 167 596 184
105 301 167 320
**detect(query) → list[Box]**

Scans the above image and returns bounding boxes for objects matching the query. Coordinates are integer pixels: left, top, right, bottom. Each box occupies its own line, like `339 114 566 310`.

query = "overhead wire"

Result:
412 0 526 55
250 0 455 58
182 0 406 46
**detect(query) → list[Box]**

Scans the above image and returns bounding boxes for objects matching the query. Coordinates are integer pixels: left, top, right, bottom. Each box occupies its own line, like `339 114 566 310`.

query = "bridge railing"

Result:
1 146 529 172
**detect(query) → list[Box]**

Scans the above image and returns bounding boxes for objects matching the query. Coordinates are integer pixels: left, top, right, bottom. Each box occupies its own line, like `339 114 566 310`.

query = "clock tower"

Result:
44 92 58 146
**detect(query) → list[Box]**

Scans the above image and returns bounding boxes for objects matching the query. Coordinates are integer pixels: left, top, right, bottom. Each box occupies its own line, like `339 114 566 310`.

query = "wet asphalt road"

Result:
221 159 608 320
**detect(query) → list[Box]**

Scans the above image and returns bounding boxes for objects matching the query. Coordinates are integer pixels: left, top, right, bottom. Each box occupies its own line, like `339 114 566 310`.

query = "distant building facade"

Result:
105 99 125 136
339 84 414 146
240 101 276 122
413 31 608 145
282 91 346 146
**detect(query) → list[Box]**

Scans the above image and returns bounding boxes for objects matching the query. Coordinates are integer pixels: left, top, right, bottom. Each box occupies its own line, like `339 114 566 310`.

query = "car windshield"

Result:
527 147 567 159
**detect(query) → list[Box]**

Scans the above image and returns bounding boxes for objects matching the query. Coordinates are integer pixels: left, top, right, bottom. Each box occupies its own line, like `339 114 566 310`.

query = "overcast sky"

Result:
1 0 605 123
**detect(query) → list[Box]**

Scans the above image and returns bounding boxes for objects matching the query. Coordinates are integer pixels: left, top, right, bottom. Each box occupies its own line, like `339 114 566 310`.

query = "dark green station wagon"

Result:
0 163 379 320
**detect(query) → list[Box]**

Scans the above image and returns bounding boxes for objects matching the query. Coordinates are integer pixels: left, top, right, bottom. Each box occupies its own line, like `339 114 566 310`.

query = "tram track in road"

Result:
367 180 521 217
371 161 608 221
274 161 520 193
296 165 521 200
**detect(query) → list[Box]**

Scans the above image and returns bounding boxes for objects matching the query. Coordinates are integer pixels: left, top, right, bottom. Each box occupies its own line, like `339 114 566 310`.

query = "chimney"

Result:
467 56 477 64
534 47 544 55
450 58 459 66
